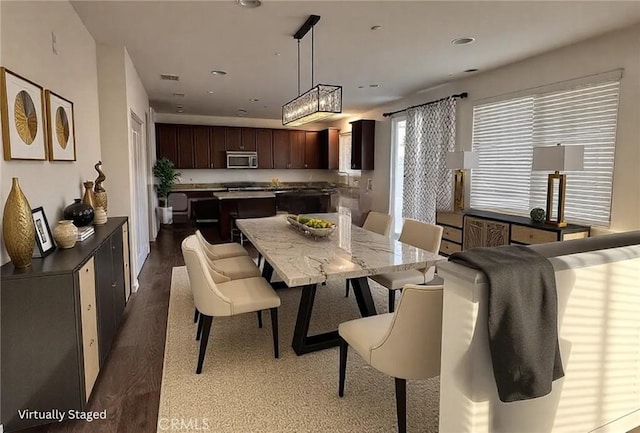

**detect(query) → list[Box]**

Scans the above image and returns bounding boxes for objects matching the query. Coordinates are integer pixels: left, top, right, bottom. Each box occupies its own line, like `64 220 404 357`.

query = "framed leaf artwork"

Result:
0 67 47 160
45 90 76 161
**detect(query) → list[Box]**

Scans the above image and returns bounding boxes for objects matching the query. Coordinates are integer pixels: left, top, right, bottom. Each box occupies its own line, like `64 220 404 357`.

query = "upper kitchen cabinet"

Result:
319 128 339 170
304 131 321 169
177 126 195 169
156 124 178 166
256 129 273 169
289 130 306 169
350 119 375 170
210 126 227 168
240 128 257 151
225 127 242 151
193 126 210 169
273 129 290 169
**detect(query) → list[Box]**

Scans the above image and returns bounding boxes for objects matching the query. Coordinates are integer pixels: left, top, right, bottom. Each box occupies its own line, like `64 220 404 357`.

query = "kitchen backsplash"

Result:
177 169 341 185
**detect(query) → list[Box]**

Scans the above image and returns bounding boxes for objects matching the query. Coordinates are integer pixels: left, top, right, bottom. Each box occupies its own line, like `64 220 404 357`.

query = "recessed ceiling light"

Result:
464 68 479 73
452 37 475 45
211 70 227 76
263 105 268 109
173 92 185 97
160 74 179 81
236 0 261 8
371 25 382 31
249 98 260 102
206 90 214 94
274 52 281 56
358 85 365 89
369 84 380 88
238 109 248 114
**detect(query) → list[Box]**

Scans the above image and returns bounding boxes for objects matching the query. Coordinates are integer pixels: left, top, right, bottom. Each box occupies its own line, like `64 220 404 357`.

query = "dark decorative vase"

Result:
530 207 546 223
64 199 94 227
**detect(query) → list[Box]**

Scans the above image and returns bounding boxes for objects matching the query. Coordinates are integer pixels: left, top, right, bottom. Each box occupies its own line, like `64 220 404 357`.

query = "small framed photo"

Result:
0 67 47 160
45 90 76 161
32 207 56 257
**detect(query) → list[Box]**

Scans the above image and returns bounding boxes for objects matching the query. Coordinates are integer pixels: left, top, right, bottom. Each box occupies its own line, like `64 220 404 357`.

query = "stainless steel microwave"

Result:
226 151 258 169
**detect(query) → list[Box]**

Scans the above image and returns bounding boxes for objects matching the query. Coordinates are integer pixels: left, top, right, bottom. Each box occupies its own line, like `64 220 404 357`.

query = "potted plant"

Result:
153 157 181 225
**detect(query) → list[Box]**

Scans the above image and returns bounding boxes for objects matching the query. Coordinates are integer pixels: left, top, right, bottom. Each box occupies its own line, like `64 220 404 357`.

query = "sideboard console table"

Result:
436 209 590 256
1 217 131 432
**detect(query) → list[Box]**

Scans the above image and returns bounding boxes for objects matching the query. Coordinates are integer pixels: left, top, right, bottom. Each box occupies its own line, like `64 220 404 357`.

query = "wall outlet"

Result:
366 178 373 191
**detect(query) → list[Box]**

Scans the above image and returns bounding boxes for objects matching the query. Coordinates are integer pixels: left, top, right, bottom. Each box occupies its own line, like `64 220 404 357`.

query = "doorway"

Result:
131 112 150 279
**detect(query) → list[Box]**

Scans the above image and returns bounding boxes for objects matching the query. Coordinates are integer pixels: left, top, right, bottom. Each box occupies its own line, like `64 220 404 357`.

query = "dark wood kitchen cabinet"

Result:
156 123 178 165
225 127 242 151
273 129 290 169
176 126 195 169
210 126 227 168
240 128 257 151
321 128 340 170
257 128 273 168
304 131 321 169
289 130 306 169
193 126 210 169
1 218 131 432
351 119 375 170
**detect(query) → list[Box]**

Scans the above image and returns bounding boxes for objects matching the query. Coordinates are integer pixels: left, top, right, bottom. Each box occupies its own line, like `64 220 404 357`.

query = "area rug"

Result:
157 266 440 433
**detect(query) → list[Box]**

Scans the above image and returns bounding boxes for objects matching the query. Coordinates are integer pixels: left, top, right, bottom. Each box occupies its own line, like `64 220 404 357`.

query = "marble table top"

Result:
236 212 445 287
212 191 276 200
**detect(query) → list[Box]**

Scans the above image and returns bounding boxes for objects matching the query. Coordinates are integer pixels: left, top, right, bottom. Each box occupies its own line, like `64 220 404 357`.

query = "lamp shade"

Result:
532 145 584 171
446 151 478 170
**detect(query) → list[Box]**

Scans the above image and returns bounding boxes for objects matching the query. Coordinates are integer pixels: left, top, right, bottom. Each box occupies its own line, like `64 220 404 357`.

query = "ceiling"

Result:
71 1 640 120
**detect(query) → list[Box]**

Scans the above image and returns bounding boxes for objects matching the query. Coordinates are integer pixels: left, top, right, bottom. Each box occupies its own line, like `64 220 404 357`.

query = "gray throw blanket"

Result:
449 245 564 402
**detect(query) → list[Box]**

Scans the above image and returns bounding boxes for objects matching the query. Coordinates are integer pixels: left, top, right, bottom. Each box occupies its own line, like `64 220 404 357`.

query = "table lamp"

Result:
446 151 478 212
532 143 584 227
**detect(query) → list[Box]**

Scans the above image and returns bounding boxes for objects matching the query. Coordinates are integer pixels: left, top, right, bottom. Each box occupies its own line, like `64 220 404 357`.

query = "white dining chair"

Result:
370 219 443 312
182 235 281 374
338 284 443 433
346 211 393 297
195 229 249 260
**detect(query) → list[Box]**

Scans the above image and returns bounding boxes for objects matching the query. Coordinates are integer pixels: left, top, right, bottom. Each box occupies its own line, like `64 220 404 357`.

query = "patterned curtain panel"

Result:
402 98 456 223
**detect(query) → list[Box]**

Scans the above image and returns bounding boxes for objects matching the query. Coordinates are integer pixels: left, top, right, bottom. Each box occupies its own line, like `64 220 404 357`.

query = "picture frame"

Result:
31 207 56 257
0 67 47 160
45 90 76 161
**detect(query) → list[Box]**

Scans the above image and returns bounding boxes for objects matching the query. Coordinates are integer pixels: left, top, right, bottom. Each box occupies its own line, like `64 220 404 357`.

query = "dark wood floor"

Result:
23 223 228 433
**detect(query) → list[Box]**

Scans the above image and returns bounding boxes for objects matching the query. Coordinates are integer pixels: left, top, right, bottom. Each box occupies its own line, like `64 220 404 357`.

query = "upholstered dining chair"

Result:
370 219 443 312
346 211 393 297
182 235 281 374
338 284 443 433
193 230 259 325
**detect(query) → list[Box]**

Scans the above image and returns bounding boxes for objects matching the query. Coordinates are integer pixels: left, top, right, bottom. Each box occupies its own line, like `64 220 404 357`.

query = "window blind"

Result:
470 80 620 227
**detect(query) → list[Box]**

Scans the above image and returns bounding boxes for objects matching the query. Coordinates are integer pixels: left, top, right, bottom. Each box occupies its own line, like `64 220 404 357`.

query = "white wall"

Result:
0 1 102 265
97 45 149 281
333 23 640 231
154 112 340 185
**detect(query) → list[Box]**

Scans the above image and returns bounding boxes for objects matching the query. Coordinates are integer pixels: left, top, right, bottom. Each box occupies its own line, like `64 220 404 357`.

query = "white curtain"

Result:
402 98 457 223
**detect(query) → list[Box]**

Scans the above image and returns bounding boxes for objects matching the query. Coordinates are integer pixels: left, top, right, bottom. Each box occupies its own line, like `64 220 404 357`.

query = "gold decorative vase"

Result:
2 178 35 268
94 191 108 213
82 181 96 209
93 206 107 225
53 220 78 249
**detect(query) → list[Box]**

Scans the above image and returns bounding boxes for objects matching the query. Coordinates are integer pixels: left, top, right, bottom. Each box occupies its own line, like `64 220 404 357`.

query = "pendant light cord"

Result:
297 39 301 96
311 25 314 87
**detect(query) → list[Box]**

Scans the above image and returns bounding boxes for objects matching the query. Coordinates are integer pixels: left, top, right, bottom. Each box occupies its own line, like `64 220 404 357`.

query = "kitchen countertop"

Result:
213 191 276 200
171 182 358 193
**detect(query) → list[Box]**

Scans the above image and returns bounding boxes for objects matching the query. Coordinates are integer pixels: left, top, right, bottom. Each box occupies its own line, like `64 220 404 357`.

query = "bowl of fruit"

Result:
286 215 336 239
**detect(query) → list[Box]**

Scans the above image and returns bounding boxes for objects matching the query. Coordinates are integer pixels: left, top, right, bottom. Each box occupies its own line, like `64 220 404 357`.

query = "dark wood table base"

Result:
262 259 378 356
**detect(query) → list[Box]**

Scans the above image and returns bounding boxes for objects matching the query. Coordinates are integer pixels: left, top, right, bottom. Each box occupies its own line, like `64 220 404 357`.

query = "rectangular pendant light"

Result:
282 84 342 126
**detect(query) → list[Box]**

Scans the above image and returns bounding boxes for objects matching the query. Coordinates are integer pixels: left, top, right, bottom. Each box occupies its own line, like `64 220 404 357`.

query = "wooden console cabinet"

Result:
0 218 131 432
436 209 590 256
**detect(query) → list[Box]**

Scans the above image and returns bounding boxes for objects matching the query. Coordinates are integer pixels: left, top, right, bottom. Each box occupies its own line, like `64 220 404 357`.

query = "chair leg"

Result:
339 338 348 397
395 377 407 433
196 315 213 374
389 290 396 313
257 253 262 267
270 307 279 359
196 313 204 340
345 280 350 297
193 308 199 323
257 310 263 328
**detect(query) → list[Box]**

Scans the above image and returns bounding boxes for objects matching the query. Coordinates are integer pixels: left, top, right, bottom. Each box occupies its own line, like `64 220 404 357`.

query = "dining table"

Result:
236 212 446 356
